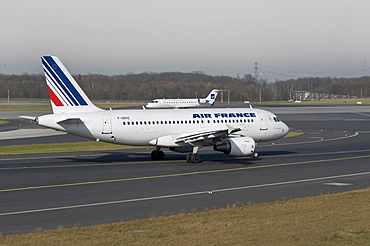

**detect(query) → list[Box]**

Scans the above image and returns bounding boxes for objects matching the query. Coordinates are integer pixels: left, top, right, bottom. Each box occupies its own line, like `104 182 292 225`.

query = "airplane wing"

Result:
175 125 241 144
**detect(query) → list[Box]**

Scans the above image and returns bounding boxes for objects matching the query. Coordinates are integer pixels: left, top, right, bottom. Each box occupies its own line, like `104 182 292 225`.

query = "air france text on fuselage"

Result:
193 112 256 119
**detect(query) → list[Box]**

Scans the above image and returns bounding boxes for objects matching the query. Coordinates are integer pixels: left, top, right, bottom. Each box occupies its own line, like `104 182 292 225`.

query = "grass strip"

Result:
1 188 369 245
284 131 303 138
0 141 142 155
257 98 370 105
0 104 52 112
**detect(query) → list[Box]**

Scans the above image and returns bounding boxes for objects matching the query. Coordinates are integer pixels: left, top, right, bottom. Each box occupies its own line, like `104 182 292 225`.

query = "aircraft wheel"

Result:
186 153 192 163
191 153 201 163
251 152 259 158
151 150 165 160
186 153 201 163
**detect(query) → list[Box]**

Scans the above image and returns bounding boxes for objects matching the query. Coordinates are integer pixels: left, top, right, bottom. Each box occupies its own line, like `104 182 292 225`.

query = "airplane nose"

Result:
282 122 289 136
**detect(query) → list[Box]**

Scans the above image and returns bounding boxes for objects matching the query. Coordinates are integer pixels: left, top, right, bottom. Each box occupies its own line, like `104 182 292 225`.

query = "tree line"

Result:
0 72 370 102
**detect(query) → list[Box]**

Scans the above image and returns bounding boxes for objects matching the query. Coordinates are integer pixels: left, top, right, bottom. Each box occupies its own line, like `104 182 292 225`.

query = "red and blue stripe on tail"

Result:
41 56 100 113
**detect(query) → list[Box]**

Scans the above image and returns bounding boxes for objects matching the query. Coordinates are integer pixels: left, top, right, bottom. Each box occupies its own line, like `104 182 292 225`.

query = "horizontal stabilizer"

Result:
19 116 38 121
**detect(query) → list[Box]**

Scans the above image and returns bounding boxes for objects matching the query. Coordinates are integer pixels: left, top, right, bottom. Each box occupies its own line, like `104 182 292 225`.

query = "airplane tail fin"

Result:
41 56 101 114
206 89 220 106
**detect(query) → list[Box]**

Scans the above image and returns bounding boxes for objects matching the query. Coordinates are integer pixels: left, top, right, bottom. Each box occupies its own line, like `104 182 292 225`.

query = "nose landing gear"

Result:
151 147 165 160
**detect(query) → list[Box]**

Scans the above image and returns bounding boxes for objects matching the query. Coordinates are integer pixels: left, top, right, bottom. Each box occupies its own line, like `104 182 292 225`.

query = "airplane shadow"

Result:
59 150 297 166
257 150 297 157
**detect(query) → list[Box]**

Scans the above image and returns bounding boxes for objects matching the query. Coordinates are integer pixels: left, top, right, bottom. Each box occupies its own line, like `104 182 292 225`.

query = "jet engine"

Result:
213 136 256 156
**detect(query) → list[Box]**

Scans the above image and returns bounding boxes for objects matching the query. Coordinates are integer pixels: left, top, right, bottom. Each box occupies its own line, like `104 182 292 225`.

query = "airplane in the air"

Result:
146 89 224 108
21 56 289 163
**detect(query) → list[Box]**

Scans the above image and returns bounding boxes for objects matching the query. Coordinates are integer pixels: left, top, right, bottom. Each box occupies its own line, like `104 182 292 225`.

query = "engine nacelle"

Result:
213 136 256 156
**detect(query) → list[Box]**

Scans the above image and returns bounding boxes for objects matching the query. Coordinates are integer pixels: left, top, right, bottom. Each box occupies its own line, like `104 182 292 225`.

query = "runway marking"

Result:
246 148 370 160
259 132 358 147
1 171 369 216
1 154 370 193
344 119 370 121
324 182 353 186
355 112 370 117
0 159 176 171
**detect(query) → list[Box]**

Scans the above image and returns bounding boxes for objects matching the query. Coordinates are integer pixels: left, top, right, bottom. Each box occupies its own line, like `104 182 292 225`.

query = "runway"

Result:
1 106 370 235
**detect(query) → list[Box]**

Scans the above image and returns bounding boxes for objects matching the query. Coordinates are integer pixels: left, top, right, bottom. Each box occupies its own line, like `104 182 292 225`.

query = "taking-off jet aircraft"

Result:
21 56 289 163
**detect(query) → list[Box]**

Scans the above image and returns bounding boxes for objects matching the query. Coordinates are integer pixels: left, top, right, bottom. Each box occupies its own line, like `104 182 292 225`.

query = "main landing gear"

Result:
186 153 201 163
151 146 201 163
186 145 201 163
151 148 165 160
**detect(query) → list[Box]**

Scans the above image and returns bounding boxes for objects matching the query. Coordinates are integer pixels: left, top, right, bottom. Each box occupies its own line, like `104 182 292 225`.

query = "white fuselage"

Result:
146 98 202 108
38 108 289 147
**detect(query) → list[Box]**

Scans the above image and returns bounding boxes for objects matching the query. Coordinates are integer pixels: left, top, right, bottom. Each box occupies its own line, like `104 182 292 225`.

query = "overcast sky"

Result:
1 0 370 81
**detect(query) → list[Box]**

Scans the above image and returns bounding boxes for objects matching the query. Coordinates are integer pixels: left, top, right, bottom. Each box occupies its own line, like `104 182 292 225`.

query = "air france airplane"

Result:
146 89 223 108
22 56 289 163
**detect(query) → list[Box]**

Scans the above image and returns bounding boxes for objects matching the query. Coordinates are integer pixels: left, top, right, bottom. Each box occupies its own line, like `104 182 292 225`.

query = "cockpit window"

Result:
273 117 280 122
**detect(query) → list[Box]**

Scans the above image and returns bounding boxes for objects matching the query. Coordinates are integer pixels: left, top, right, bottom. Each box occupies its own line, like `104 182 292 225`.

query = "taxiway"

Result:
1 106 370 235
